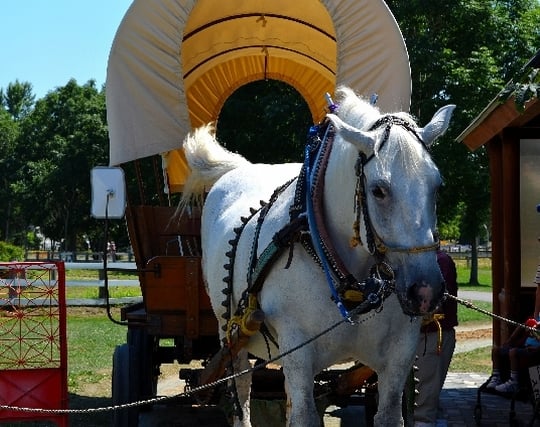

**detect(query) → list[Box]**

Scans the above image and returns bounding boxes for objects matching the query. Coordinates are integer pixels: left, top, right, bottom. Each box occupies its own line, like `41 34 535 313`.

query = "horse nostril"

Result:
408 282 434 314
407 283 418 301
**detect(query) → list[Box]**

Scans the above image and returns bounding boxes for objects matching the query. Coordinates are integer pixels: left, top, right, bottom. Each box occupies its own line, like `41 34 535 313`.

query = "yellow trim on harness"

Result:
226 294 261 345
343 289 365 302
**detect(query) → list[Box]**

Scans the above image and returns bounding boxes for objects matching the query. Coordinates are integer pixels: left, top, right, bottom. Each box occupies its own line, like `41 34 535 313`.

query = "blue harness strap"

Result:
303 122 351 320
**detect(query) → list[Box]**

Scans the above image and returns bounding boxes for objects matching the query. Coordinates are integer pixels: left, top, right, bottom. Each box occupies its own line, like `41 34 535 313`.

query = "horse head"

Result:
328 88 455 316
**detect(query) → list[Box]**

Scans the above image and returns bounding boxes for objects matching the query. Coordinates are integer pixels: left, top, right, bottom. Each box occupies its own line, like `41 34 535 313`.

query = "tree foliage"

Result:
216 79 312 163
0 241 25 262
8 79 109 251
0 80 35 121
0 103 21 242
385 0 540 283
387 0 540 236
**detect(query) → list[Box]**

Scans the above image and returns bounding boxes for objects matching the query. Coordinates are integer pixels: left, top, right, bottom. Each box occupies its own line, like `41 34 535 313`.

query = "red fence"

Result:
0 262 68 426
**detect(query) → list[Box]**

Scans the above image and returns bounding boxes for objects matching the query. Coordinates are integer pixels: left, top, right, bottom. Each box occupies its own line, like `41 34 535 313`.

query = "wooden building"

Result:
458 55 540 345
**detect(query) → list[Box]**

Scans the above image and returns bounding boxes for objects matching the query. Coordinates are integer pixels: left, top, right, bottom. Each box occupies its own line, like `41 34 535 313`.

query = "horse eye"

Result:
372 186 386 199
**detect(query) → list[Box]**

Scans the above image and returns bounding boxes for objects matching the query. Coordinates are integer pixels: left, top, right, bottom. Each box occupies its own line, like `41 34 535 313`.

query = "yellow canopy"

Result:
106 0 411 192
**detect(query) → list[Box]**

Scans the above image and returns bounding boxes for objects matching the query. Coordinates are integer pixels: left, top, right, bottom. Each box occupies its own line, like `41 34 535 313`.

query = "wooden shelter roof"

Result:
458 49 540 150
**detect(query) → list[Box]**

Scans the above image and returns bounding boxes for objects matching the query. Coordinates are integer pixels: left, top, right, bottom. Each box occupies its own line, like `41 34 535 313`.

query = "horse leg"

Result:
282 350 321 427
230 349 253 427
374 368 409 427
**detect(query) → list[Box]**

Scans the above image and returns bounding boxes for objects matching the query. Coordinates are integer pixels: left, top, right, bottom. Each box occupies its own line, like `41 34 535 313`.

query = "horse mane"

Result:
334 86 430 178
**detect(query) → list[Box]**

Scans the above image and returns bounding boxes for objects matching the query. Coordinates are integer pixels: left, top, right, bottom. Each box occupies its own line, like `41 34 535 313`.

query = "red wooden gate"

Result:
0 261 68 426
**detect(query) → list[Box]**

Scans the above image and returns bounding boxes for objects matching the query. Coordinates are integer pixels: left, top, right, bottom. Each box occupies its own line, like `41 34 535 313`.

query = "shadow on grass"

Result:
68 393 113 427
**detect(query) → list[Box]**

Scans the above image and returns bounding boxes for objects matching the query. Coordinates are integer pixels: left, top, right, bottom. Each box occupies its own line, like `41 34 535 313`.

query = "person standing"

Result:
413 249 458 427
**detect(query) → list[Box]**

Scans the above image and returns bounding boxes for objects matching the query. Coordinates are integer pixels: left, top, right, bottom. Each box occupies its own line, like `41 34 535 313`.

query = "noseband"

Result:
351 115 440 257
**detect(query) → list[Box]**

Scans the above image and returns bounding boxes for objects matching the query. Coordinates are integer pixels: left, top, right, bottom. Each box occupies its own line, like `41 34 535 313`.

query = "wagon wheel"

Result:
128 328 159 410
112 343 139 427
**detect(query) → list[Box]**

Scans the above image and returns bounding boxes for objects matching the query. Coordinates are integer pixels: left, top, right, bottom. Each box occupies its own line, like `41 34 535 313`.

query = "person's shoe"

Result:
495 379 519 393
485 375 501 389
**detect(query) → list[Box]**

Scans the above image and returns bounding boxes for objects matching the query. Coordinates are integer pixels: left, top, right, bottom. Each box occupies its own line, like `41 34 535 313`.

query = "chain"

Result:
0 305 379 416
12 293 525 416
445 292 539 334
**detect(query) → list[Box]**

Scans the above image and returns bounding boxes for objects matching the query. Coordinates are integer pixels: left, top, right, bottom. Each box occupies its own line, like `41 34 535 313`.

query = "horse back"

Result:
200 161 301 290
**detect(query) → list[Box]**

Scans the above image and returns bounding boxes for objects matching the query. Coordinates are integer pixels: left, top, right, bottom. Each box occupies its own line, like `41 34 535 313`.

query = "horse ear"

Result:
417 105 456 147
327 114 375 155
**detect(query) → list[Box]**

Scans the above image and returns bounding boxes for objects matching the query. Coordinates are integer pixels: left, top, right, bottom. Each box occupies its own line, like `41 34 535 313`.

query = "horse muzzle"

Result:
399 281 445 316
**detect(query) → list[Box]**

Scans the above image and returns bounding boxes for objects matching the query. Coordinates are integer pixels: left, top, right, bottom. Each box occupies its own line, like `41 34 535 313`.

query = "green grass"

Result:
452 258 493 372
66 309 127 393
450 346 491 373
65 269 138 280
64 267 141 299
458 300 492 324
454 257 492 289
66 286 141 299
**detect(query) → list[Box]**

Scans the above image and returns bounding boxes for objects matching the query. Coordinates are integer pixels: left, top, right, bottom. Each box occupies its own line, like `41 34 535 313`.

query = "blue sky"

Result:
1 1 133 99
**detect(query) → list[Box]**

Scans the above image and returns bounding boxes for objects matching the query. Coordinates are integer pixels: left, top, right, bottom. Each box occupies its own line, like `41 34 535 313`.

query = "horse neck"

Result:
322 139 372 274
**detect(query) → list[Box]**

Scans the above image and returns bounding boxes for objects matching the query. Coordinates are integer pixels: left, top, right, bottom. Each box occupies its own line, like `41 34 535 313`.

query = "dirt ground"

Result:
456 326 492 341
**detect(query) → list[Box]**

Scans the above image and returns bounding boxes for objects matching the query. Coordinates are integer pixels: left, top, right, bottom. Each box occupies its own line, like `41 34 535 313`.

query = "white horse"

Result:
181 87 455 426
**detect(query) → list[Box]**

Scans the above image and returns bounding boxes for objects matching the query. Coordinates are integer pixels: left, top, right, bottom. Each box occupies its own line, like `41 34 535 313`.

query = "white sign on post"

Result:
90 167 127 219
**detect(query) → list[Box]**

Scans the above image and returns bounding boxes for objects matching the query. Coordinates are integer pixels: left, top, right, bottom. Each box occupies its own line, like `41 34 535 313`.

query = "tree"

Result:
0 81 35 242
0 107 20 241
216 80 312 163
386 0 540 284
12 79 109 251
0 80 35 121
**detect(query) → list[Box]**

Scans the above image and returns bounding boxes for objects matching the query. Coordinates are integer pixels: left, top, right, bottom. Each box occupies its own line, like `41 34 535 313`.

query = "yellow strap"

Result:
435 318 443 355
422 313 445 355
226 294 261 345
421 313 445 326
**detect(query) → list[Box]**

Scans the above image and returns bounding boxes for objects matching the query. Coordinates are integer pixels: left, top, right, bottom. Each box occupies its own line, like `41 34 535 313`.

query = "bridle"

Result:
351 115 440 258
222 112 441 323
